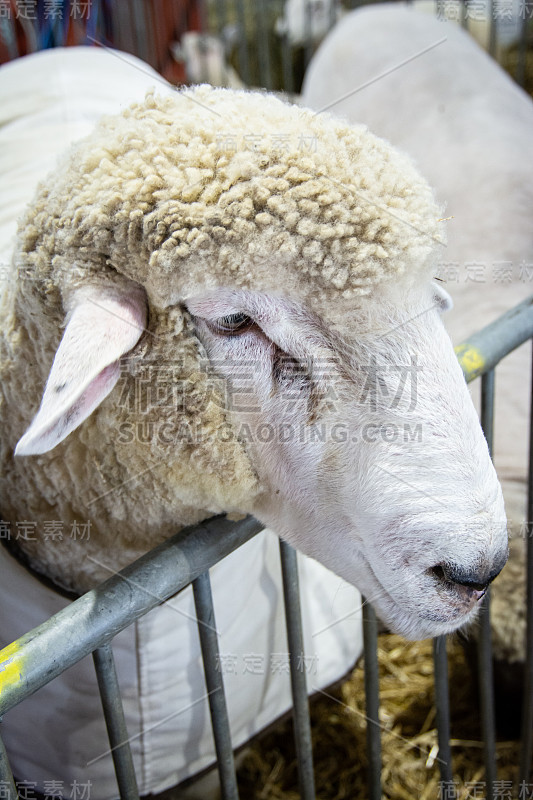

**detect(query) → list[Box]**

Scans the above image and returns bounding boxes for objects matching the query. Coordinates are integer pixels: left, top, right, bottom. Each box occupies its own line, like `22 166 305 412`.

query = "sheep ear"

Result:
15 287 147 456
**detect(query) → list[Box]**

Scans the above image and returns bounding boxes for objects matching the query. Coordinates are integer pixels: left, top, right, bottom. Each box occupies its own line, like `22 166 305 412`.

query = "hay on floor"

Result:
237 634 520 799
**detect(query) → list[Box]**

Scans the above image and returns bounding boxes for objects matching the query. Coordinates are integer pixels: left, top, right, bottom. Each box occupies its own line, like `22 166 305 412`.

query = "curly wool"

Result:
0 86 443 592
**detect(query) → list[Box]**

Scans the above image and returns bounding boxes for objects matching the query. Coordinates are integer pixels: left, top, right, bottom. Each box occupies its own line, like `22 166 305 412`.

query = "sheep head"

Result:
4 87 507 634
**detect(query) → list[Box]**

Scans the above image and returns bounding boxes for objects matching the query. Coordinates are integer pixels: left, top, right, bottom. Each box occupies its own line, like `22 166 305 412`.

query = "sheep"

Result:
171 31 244 89
0 46 363 798
275 0 343 46
275 0 522 60
302 1 532 707
408 0 522 56
0 37 509 795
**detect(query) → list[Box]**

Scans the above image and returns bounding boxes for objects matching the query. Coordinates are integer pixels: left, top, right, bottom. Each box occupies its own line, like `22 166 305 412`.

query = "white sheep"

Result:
302 2 532 668
171 31 244 89
275 0 343 46
0 36 508 796
0 46 362 798
276 0 522 57
409 0 522 55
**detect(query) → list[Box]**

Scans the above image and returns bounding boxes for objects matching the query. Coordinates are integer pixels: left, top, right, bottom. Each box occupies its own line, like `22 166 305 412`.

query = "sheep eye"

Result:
214 312 253 335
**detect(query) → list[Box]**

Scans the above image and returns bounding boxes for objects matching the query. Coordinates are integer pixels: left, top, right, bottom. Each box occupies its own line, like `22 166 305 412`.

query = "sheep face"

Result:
13 272 507 634
186 280 508 640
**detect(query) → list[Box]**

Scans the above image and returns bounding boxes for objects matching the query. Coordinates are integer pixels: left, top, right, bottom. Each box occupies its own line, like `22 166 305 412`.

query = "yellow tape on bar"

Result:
455 343 485 379
0 641 23 695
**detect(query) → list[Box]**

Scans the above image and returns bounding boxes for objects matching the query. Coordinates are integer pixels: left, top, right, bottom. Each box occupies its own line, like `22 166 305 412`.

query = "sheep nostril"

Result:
429 564 489 600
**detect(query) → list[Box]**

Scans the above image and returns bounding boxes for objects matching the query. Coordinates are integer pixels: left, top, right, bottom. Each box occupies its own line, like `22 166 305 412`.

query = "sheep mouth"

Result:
356 551 481 639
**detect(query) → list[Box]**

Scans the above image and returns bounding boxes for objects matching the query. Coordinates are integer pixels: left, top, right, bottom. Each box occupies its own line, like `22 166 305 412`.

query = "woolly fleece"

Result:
0 86 443 592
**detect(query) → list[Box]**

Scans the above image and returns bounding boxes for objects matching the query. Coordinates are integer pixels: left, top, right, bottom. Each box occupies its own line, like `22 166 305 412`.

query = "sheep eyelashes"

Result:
210 312 254 335
15 284 147 456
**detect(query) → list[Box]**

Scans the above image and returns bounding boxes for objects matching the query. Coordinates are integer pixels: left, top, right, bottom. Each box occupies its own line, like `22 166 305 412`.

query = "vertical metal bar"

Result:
214 0 227 36
487 0 497 57
460 0 467 28
433 636 454 789
280 31 295 95
192 571 239 800
279 540 316 800
303 0 314 71
0 730 18 800
197 0 209 32
477 593 496 800
130 0 148 62
92 645 140 800
256 0 273 90
196 0 210 85
516 11 528 88
362 599 382 800
520 343 533 783
328 0 337 31
478 370 497 800
235 0 252 86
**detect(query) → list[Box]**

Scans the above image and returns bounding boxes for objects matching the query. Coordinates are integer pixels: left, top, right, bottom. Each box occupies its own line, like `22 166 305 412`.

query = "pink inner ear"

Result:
15 287 147 456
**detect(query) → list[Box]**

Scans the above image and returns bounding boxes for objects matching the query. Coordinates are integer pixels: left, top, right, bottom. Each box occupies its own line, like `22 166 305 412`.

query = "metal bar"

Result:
520 342 533 783
280 31 295 95
92 645 140 800
235 0 251 86
481 369 495 455
328 0 337 31
487 0 496 57
516 10 528 88
460 0 467 28
256 0 273 90
477 593 496 800
456 295 533 383
279 540 316 800
214 0 227 37
0 731 18 800
0 516 264 716
192 571 239 800
433 636 453 788
303 0 314 70
362 600 381 800
478 371 497 799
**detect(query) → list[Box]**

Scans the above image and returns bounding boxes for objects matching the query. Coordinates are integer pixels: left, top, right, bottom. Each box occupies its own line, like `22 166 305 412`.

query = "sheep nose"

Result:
430 554 507 601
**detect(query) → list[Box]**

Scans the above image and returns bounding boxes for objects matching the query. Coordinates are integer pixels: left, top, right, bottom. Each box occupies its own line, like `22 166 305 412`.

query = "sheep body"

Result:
275 0 521 54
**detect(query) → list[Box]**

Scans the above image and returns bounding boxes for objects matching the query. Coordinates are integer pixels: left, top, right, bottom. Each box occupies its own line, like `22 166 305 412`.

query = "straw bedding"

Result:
237 634 520 799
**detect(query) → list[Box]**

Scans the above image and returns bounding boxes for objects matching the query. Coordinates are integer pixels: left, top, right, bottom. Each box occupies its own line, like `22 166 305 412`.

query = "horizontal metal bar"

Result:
455 295 533 383
93 645 140 800
279 540 316 800
0 515 264 716
192 571 239 800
